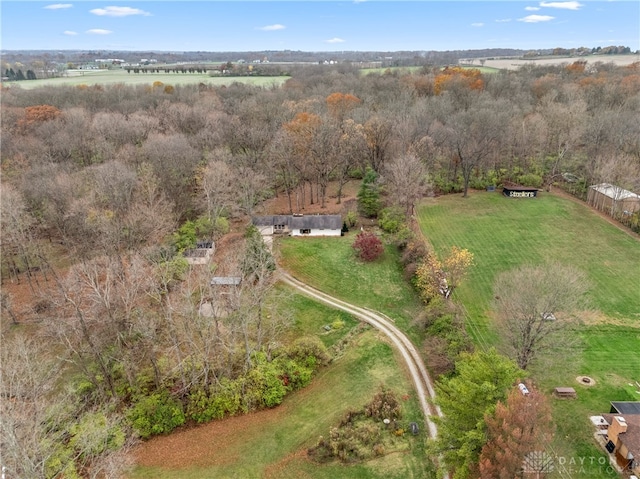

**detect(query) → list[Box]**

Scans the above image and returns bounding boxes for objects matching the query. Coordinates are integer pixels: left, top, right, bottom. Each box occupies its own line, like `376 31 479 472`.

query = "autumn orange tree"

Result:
281 111 322 207
326 92 361 121
17 104 61 131
479 384 554 479
433 66 484 95
415 246 473 303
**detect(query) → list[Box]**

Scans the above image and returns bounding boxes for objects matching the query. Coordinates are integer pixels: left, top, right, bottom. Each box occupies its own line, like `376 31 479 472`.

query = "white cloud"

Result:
495 18 512 23
86 29 113 34
539 1 583 10
44 3 73 9
257 24 286 31
525 6 540 11
325 37 345 44
90 6 151 17
519 14 555 22
63 30 78 35
471 23 484 27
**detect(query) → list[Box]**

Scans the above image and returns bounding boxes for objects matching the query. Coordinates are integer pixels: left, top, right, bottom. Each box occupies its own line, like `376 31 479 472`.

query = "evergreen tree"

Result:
431 348 522 479
357 167 381 218
15 69 25 81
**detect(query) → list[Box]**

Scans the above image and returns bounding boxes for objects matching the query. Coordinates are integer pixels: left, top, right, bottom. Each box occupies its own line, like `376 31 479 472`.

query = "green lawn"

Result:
7 70 289 89
278 236 424 338
416 191 640 476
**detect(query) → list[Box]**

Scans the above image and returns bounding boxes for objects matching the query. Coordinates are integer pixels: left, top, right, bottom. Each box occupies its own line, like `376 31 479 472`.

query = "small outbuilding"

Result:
587 183 640 218
183 240 215 265
502 182 540 198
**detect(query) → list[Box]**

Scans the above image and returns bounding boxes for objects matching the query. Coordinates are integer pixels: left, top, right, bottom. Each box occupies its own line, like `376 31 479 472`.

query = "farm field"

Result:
130 299 432 479
4 69 289 90
477 53 640 70
416 190 640 475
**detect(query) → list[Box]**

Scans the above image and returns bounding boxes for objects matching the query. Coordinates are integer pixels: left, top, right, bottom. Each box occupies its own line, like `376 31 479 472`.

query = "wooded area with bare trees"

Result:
1 59 639 477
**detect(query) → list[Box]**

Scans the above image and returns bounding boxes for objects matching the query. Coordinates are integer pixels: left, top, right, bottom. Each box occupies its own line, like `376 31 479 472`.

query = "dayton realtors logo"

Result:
523 451 555 474
523 451 617 476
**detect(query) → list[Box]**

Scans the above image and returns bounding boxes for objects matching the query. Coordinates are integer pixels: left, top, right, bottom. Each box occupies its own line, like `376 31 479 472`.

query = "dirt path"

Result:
278 271 450 478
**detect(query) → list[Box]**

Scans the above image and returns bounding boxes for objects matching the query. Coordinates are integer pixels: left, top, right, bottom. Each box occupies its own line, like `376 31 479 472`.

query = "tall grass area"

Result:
417 192 640 475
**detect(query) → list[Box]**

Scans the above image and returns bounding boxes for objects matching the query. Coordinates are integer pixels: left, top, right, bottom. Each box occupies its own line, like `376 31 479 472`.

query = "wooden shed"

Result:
502 182 540 198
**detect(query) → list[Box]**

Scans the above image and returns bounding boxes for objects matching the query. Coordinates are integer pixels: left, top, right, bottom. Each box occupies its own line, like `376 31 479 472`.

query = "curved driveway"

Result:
277 271 443 438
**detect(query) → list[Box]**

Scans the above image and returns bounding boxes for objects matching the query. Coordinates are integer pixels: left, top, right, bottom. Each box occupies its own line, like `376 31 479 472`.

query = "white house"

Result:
252 215 342 237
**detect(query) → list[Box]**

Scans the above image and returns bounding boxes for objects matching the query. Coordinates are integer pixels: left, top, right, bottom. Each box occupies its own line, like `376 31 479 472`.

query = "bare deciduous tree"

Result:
382 153 430 215
494 263 589 370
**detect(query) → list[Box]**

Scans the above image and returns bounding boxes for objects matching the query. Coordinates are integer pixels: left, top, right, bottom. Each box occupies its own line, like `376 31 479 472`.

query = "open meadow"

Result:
416 190 640 474
478 53 640 70
5 69 289 90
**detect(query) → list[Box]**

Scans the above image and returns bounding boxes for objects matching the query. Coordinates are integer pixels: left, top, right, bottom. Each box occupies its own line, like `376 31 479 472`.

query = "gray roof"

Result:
252 215 342 230
252 215 292 227
590 183 640 201
611 402 640 415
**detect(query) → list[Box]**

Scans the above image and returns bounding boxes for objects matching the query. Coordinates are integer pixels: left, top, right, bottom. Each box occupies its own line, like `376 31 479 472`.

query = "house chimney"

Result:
608 416 628 444
614 416 628 433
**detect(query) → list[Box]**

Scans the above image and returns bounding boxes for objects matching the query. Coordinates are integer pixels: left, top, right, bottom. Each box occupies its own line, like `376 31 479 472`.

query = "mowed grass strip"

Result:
277 236 423 335
130 329 431 479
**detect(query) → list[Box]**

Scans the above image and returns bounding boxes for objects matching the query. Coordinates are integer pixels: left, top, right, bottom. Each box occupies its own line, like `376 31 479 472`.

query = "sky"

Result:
1 1 638 52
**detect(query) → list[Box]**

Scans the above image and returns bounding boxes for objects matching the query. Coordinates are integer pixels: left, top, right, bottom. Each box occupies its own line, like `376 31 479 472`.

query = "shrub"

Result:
352 231 384 262
517 173 543 188
345 210 358 227
365 387 401 421
127 392 185 439
401 240 429 278
285 336 331 367
243 357 287 409
186 379 242 423
378 207 406 234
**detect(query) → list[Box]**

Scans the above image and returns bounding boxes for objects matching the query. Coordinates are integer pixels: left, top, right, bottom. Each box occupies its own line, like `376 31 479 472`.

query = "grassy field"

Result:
481 53 640 71
277 236 424 339
130 288 433 479
416 191 640 475
6 69 289 90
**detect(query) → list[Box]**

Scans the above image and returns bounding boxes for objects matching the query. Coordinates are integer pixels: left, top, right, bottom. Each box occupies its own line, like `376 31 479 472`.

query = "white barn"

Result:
587 183 640 217
252 215 342 237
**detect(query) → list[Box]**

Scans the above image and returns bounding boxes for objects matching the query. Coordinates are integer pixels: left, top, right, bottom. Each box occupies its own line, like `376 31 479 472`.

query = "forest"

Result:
1 59 639 478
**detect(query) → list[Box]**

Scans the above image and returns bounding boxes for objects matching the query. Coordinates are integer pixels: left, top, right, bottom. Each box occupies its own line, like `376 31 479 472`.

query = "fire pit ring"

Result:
576 375 596 386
